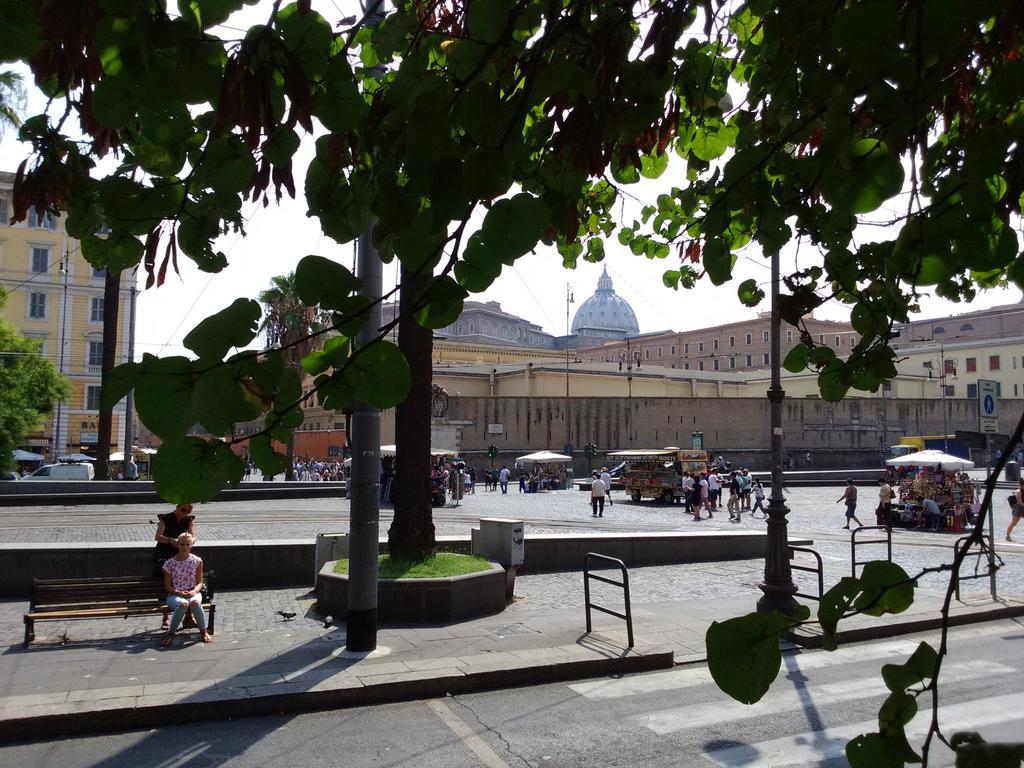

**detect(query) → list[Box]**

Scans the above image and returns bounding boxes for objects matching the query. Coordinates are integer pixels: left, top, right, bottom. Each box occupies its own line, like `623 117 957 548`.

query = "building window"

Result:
644 348 650 359
786 330 793 342
933 326 945 334
762 330 769 343
0 197 8 224
698 341 704 353
967 383 977 399
745 354 752 367
882 381 892 396
817 334 824 344
960 323 973 332
728 335 735 347
943 385 954 397
657 347 662 357
763 352 770 364
990 355 1000 370
713 359 720 371
698 361 704 371
468 323 474 333
684 343 689 354
28 206 57 230
28 292 47 319
745 333 752 345
684 362 690 370
712 339 719 351
670 364 675 369
835 335 842 347
997 382 1002 396
31 247 50 273
943 358 955 374
670 345 676 355
729 357 736 369
86 385 102 411
89 297 104 322
966 357 976 372
91 266 107 279
88 341 104 367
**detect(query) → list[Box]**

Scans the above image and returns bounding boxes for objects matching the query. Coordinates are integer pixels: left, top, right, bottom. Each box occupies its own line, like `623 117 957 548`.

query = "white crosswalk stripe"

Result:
703 691 1024 767
635 660 1012 735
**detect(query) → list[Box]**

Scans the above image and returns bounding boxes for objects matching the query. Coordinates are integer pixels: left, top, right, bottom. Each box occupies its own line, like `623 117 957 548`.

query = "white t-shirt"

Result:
600 472 612 492
163 553 201 593
499 468 510 482
707 474 721 491
591 478 606 498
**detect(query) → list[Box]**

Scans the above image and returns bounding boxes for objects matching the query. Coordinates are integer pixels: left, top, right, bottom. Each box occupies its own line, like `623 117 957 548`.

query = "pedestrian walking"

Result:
590 471 606 517
600 467 613 506
727 471 741 521
699 473 711 518
707 471 721 511
751 478 766 517
1007 479 1024 542
498 465 510 494
738 468 752 510
837 479 862 529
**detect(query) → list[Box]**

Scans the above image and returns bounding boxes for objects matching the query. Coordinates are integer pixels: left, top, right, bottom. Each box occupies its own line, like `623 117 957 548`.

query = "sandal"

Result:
201 631 212 643
161 635 174 647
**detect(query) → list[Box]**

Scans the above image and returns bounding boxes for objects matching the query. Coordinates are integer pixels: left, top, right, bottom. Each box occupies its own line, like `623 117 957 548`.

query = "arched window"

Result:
933 326 945 334
960 323 973 332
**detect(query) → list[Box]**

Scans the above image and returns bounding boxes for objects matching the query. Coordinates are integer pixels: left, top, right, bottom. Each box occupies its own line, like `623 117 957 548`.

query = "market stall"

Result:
515 451 571 491
884 450 977 531
609 448 709 503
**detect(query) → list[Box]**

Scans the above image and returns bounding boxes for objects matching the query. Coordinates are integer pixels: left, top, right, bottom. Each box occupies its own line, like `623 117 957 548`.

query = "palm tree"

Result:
258 272 328 480
0 70 26 135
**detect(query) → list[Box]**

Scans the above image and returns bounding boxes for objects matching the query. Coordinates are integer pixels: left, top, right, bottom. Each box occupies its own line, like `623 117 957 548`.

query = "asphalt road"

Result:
2 618 1021 767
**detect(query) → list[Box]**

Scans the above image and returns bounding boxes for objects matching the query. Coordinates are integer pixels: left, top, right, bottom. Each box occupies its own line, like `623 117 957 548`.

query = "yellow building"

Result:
0 171 136 460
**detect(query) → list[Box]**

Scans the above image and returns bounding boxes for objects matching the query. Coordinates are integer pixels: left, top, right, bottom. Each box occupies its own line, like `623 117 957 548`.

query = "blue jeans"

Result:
167 594 206 634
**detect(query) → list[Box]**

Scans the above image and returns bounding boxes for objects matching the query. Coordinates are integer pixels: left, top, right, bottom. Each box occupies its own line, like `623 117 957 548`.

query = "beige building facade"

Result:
0 172 136 459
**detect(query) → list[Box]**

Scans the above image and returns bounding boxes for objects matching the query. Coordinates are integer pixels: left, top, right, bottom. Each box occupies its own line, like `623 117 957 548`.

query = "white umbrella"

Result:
886 449 975 471
515 450 572 464
109 451 125 462
13 449 43 461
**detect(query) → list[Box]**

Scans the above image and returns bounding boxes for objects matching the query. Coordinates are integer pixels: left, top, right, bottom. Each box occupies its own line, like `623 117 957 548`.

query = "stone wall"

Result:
446 396 1024 471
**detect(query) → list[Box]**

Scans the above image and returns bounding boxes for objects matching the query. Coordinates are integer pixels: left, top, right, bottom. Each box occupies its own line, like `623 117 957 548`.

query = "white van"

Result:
22 463 95 481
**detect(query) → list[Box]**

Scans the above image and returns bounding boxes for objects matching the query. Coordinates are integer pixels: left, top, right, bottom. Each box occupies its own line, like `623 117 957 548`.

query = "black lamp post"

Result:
756 249 799 616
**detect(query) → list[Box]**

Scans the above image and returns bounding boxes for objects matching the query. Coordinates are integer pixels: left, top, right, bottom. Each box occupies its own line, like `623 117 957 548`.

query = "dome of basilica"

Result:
571 267 640 337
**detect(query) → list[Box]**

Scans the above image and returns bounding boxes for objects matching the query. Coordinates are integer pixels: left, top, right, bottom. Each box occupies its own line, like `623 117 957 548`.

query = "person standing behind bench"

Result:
161 533 211 647
154 503 196 629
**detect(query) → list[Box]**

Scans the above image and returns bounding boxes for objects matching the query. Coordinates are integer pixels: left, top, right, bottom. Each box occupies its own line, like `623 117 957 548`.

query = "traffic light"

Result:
487 444 497 458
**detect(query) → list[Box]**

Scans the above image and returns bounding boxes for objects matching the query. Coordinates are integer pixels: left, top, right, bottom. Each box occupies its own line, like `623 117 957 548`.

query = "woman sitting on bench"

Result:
161 533 212 647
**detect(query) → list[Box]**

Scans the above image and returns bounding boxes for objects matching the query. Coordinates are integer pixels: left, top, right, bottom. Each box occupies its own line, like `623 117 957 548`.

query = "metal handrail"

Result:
953 535 997 601
788 545 824 601
850 525 892 577
583 553 634 648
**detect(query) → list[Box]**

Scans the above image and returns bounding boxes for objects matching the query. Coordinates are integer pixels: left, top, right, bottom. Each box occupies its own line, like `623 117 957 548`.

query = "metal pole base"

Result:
346 608 378 652
757 497 799 617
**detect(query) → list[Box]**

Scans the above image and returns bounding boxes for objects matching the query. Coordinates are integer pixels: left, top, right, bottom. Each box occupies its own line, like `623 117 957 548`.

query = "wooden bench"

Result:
23 572 216 647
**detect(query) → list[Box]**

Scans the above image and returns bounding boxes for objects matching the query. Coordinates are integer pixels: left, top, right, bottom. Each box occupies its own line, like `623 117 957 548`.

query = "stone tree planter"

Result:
315 560 507 623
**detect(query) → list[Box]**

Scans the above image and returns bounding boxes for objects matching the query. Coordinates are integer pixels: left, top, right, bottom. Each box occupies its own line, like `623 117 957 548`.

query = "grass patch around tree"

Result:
332 552 494 579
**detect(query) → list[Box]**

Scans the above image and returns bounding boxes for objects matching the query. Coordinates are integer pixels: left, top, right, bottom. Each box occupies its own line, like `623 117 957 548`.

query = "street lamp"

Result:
922 341 955 453
617 338 641 399
756 249 798 616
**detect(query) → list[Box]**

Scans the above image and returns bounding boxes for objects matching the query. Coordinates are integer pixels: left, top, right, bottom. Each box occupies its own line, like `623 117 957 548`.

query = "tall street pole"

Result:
757 249 798 616
565 283 573 453
347 0 386 653
123 284 137 461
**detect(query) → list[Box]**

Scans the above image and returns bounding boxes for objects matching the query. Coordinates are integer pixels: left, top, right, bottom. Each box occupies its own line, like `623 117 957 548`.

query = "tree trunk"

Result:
388 267 435 561
94 270 121 480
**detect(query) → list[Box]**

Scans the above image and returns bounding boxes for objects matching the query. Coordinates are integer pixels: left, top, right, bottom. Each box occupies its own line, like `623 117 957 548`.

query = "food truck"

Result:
609 448 710 503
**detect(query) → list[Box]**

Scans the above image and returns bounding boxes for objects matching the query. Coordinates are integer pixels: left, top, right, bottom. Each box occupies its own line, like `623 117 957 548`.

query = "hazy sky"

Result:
2 2 1018 360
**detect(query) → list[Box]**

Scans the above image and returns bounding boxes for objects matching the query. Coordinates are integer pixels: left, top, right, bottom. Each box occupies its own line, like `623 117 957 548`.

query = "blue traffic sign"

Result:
983 394 995 415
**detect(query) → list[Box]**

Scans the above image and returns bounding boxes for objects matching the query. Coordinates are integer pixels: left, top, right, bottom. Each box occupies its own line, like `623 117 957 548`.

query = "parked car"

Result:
22 463 95 481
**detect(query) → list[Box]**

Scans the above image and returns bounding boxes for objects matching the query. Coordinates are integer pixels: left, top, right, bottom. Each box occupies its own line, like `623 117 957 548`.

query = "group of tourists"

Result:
683 468 764 522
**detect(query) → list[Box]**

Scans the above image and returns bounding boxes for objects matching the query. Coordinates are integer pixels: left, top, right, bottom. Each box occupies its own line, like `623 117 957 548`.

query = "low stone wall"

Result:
0 481 347 506
0 531 777 598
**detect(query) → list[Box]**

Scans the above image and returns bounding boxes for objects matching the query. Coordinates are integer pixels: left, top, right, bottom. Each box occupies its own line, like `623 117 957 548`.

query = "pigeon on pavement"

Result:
277 611 297 621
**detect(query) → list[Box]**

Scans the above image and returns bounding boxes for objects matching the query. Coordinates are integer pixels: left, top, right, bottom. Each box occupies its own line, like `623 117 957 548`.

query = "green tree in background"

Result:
0 297 70 472
0 69 25 135
258 271 329 480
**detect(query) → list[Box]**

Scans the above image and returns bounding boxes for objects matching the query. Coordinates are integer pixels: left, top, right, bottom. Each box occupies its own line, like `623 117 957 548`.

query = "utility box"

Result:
1006 462 1020 481
471 518 524 602
315 533 349 582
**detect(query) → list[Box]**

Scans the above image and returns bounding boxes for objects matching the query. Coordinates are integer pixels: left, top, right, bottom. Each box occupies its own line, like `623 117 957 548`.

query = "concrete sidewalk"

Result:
2 577 1022 743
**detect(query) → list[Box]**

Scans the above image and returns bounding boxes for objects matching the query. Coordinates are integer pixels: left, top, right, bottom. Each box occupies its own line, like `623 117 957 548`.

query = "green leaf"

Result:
183 298 261 361
466 0 511 44
737 279 765 307
133 355 197 441
881 641 938 692
640 150 669 179
90 75 135 128
294 255 361 312
478 193 551 265
846 733 914 768
302 350 331 376
347 340 411 409
821 139 905 214
703 239 735 285
956 218 1018 272
312 56 367 133
178 0 252 29
783 344 810 373
817 577 862 645
101 362 141 410
415 276 469 330
277 3 334 77
854 560 914 616
249 434 288 477
662 270 680 289
153 437 244 504
691 121 738 161
706 611 792 704
192 364 264 435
